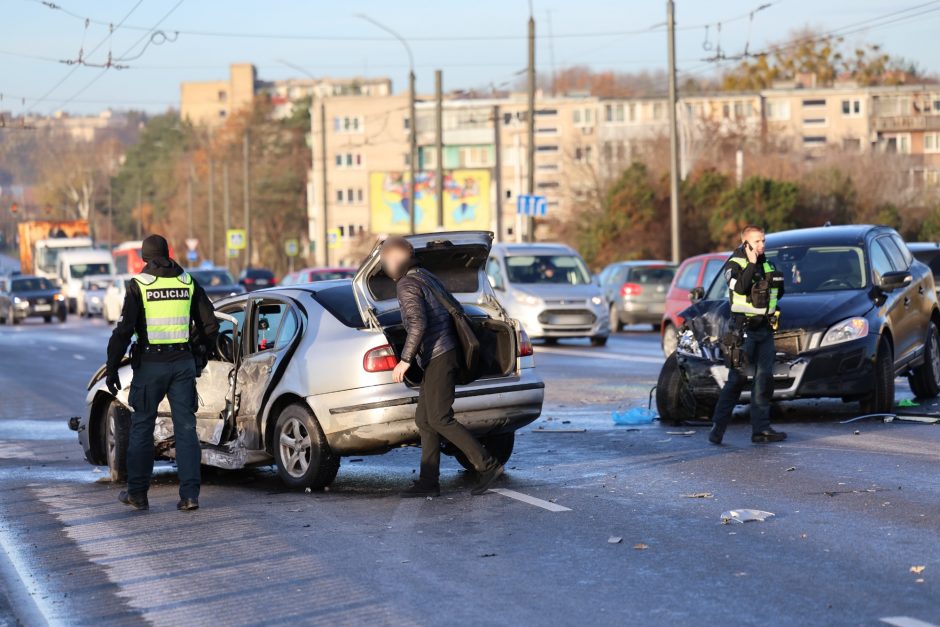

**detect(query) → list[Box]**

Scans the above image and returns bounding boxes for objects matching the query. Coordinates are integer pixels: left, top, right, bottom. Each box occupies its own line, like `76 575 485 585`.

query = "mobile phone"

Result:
744 241 753 251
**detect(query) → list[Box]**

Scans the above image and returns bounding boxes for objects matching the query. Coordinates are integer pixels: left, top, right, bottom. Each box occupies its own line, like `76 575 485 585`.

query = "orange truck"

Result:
17 220 93 277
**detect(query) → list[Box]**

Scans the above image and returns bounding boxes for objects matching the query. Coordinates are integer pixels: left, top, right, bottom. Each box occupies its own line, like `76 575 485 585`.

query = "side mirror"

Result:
878 270 912 292
689 287 705 302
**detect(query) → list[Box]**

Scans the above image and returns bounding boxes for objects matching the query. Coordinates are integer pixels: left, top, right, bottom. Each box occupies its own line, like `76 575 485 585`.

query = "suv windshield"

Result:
191 270 235 287
70 263 112 279
706 245 867 299
13 278 55 291
505 254 592 285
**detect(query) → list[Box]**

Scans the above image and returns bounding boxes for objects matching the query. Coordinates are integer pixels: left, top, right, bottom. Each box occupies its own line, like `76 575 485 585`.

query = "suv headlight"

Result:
590 295 603 306
676 329 702 356
512 291 541 306
820 317 869 347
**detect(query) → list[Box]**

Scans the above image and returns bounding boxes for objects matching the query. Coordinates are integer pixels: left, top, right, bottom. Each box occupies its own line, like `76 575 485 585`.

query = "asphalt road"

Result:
1 316 939 626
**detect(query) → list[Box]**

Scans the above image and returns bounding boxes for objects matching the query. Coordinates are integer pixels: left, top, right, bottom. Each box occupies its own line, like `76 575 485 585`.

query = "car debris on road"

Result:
721 509 775 524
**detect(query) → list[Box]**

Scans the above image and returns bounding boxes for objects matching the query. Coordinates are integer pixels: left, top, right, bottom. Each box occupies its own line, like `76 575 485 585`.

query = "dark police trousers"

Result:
711 324 775 434
415 349 494 482
127 358 201 499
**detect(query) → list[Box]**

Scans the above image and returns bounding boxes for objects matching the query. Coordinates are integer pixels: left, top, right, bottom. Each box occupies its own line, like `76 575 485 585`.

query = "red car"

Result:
280 267 357 286
660 252 728 355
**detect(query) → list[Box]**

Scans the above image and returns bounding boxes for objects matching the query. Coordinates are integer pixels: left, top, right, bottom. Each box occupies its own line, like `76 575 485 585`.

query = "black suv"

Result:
657 225 940 422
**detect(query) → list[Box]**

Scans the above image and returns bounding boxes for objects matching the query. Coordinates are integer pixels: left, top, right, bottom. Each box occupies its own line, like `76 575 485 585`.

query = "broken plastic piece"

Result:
682 492 714 499
897 399 920 407
721 509 775 524
612 407 656 425
608 536 623 544
911 565 926 574
633 543 649 550
667 430 696 436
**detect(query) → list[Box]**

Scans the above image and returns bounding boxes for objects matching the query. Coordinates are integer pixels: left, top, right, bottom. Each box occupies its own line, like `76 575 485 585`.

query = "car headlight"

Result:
12 296 21 304
512 291 541 306
91 296 101 304
590 295 604 306
820 317 869 347
54 294 66 301
676 329 702 356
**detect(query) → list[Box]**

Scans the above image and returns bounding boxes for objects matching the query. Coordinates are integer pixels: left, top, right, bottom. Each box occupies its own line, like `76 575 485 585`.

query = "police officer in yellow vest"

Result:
709 226 788 445
106 235 218 511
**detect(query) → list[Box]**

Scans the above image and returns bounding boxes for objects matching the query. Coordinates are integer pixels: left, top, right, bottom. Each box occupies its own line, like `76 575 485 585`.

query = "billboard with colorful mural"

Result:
369 169 491 234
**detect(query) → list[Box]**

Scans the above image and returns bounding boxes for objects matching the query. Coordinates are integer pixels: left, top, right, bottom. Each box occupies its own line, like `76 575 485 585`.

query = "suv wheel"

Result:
590 335 608 347
609 304 623 333
656 353 701 425
453 432 515 471
273 403 339 490
860 337 895 415
102 400 130 482
909 324 940 398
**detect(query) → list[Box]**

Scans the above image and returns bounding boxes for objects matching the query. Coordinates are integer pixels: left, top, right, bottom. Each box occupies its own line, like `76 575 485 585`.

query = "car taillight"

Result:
364 344 399 372
518 329 534 357
620 282 643 297
244 278 255 285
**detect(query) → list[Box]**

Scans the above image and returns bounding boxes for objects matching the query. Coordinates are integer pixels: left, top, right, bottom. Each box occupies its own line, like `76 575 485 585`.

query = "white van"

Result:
57 250 116 313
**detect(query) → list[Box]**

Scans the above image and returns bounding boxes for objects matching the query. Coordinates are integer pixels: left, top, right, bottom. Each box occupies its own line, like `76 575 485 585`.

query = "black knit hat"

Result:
141 234 170 262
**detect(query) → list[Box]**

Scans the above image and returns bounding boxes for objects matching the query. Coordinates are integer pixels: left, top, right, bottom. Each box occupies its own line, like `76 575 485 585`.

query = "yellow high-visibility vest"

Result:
134 272 193 344
728 257 779 316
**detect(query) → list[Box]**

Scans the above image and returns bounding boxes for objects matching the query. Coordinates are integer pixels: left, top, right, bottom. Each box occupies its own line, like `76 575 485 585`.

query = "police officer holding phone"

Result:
709 225 787 445
105 235 218 511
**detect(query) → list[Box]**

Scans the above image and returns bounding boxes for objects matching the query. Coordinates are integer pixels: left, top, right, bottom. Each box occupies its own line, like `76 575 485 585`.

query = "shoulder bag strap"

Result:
410 271 463 317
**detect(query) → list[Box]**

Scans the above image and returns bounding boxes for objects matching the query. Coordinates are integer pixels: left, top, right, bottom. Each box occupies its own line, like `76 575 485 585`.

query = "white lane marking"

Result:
881 618 940 627
537 346 663 364
0 516 55 626
490 488 571 512
72 353 86 360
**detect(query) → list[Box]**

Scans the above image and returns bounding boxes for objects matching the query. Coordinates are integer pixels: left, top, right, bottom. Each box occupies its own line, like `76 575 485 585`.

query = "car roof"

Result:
767 224 884 247
906 242 940 252
604 259 676 269
492 242 577 256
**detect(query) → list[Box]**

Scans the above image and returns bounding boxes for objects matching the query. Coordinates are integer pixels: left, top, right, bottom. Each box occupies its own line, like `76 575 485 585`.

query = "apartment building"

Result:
181 63 393 127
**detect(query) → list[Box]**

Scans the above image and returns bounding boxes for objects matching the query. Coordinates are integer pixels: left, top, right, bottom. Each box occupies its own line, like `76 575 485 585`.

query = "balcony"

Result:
874 115 940 132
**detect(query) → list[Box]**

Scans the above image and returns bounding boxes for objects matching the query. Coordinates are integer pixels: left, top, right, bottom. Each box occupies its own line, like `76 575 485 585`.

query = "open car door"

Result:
193 310 242 445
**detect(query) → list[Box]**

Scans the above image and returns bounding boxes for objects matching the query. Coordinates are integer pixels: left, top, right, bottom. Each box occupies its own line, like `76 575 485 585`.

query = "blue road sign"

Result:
186 250 198 263
516 194 547 216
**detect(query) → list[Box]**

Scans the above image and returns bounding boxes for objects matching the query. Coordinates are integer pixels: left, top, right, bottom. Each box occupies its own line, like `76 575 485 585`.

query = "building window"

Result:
403 117 411 130
536 127 558 134
926 170 940 187
336 189 344 203
603 142 613 161
345 154 353 166
628 103 636 122
536 145 559 152
347 188 354 202
217 90 227 102
926 133 940 153
604 104 624 123
765 100 790 121
357 189 364 202
722 102 731 119
218 110 227 119
802 98 826 107
733 101 752 118
803 117 827 127
335 155 342 167
652 102 664 120
585 146 592 162
884 134 911 154
573 109 581 124
841 99 862 117
574 147 583 162
803 136 827 147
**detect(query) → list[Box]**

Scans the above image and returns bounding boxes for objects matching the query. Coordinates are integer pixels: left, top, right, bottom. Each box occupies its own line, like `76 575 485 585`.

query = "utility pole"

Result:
409 69 418 234
223 163 231 274
106 177 112 249
666 0 681 264
186 161 194 240
435 69 444 229
242 130 251 269
136 184 142 240
319 101 330 267
208 158 215 265
526 12 536 242
493 104 503 242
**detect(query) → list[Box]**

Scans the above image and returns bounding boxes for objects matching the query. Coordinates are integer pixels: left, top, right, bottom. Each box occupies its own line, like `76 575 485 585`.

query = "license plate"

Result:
34 304 51 312
256 279 270 285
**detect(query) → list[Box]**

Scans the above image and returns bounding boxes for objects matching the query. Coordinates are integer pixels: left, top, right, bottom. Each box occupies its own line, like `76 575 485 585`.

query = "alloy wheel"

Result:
278 418 313 478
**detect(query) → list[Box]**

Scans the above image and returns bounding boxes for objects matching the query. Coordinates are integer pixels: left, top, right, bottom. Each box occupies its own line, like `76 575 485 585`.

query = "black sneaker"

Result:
708 424 725 445
752 428 787 443
471 464 504 496
177 498 199 511
118 490 149 511
400 481 441 498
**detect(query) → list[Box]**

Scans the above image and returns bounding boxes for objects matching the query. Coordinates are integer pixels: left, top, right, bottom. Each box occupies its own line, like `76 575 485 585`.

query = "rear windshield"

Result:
191 270 236 286
627 265 676 284
245 269 275 279
312 284 364 328
13 278 55 291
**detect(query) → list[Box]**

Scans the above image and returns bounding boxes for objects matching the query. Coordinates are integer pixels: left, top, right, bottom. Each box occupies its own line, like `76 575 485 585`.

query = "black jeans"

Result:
127 358 201 499
415 350 494 483
711 324 775 434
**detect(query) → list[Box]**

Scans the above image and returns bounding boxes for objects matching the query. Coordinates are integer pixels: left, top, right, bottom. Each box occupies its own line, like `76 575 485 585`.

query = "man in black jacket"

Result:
106 234 218 511
380 237 502 497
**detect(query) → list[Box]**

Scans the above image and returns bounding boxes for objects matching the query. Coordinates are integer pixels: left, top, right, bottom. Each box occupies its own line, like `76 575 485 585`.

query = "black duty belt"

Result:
142 344 190 354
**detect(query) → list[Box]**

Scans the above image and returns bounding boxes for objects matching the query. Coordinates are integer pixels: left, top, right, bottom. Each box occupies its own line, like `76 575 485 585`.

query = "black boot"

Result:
118 490 149 511
177 498 199 511
708 424 725 445
471 463 504 496
752 428 787 443
400 480 441 498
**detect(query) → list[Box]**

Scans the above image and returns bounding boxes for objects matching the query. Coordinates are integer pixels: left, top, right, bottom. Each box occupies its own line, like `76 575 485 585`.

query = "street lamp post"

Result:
357 14 417 234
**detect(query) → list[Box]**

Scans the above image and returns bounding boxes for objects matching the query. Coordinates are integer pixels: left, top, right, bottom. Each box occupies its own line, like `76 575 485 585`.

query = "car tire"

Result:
43 316 52 324
11 314 20 325
662 322 678 356
273 403 339 490
543 337 558 346
609 305 623 333
590 335 608 347
860 337 895 415
102 400 130 483
655 352 703 425
57 309 67 323
453 432 515 471
909 324 940 399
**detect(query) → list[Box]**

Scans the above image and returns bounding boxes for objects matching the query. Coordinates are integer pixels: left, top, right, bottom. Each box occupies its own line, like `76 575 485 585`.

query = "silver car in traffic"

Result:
485 242 610 346
71 231 544 490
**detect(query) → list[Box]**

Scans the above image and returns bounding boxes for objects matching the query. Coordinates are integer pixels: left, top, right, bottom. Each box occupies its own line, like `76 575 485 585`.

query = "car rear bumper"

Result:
308 369 545 455
679 334 878 401
616 298 666 324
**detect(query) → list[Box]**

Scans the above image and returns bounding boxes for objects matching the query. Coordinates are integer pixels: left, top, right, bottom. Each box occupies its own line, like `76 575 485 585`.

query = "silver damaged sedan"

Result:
71 231 545 489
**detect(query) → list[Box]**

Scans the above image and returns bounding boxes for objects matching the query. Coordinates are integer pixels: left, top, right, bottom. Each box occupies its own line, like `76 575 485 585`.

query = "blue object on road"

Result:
612 407 656 425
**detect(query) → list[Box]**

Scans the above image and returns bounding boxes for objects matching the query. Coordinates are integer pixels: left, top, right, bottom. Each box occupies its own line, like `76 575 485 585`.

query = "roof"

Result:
767 225 883 248
492 242 577 255
603 259 676 269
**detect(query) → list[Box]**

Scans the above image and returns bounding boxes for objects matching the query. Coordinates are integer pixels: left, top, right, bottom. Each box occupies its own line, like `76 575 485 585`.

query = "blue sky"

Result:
2 0 939 115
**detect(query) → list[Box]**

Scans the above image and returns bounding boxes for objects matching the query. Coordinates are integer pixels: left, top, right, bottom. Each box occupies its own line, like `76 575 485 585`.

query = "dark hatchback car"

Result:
0 275 67 324
656 225 940 423
238 267 276 292
187 267 246 302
